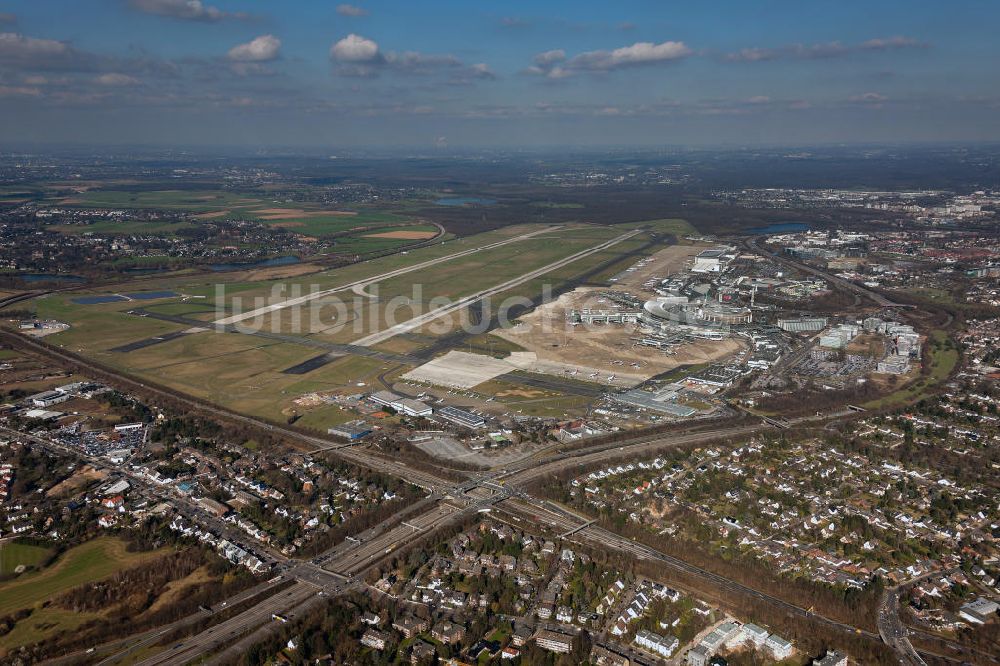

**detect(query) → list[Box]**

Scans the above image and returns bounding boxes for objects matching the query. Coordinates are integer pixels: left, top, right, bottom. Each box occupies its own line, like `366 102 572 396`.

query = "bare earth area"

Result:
365 230 438 240
492 244 742 386
254 208 356 220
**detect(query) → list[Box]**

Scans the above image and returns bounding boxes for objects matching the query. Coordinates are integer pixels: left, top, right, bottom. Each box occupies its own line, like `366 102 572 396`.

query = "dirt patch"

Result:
269 221 306 228
235 262 324 281
365 229 437 240
492 286 744 385
140 566 214 617
193 210 231 220
253 208 357 220
403 351 516 389
47 465 108 498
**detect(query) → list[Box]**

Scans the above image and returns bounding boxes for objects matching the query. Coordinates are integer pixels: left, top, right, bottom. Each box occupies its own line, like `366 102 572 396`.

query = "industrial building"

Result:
28 390 70 408
692 247 734 273
569 309 642 324
436 406 486 429
367 391 433 417
819 323 860 349
778 316 828 333
328 421 373 440
612 387 697 417
642 298 751 329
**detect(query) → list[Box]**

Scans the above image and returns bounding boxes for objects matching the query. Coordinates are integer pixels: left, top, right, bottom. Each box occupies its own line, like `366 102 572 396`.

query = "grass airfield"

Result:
32 221 686 429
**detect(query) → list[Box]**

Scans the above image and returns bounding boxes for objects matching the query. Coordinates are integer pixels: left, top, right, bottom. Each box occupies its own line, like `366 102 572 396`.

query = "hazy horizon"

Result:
2 1 999 147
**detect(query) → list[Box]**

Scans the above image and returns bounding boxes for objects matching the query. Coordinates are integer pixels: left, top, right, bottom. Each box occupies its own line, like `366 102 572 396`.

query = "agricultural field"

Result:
48 188 419 238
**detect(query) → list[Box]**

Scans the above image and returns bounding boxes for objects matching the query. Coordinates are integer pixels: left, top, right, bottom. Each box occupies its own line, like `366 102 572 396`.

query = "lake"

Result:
434 197 497 206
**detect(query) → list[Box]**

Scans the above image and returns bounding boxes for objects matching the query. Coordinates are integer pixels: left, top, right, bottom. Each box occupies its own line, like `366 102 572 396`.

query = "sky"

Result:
1 0 999 148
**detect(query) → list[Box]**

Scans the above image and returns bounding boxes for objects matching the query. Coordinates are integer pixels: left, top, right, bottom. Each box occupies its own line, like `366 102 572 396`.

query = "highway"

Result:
132 581 323 666
878 585 927 666
322 502 463 576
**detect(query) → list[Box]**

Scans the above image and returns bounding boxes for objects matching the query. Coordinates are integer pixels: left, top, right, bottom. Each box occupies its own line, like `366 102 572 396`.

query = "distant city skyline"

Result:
1 0 999 147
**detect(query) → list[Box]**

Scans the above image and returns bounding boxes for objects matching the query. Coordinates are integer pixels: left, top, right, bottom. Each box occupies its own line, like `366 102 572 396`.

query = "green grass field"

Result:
254 211 409 237
67 189 256 211
620 218 698 237
0 537 167 616
0 542 53 575
0 538 170 655
57 189 418 238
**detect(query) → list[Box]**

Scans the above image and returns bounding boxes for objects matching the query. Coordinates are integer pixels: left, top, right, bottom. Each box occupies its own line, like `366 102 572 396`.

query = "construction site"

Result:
491 243 747 387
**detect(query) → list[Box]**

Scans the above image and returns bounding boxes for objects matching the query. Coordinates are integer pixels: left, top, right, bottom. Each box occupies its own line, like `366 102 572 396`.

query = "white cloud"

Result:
227 34 281 62
0 32 70 60
848 92 889 104
0 84 40 97
500 17 529 29
529 40 691 78
860 36 924 51
95 72 140 86
385 51 460 70
469 63 495 79
330 34 493 83
330 33 382 63
336 4 368 17
533 49 566 67
726 36 925 62
128 0 241 22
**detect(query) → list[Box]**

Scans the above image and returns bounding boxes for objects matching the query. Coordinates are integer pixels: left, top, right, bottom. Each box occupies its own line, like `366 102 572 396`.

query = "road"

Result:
132 581 323 666
879 584 927 666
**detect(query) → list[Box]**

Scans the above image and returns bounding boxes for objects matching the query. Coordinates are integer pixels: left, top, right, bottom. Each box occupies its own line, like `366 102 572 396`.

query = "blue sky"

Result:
1 0 998 147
